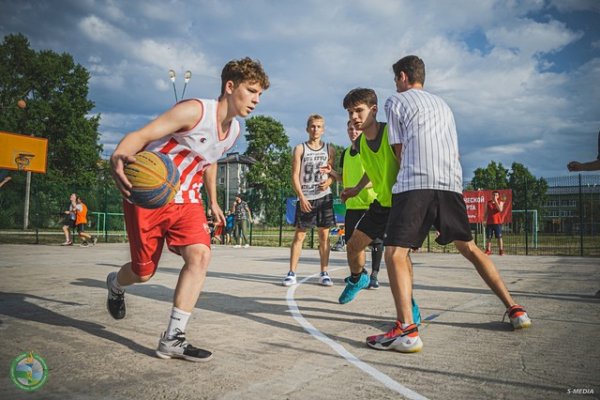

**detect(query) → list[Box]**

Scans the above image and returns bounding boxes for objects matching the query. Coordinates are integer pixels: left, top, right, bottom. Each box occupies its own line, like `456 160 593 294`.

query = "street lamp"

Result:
167 69 192 103
182 70 192 99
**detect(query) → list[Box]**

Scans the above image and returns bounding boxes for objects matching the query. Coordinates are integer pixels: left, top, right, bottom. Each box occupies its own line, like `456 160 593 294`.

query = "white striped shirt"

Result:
145 98 240 203
385 89 463 194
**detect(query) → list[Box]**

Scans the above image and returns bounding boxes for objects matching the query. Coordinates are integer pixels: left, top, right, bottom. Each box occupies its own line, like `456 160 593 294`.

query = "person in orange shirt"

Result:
75 196 98 247
485 191 505 255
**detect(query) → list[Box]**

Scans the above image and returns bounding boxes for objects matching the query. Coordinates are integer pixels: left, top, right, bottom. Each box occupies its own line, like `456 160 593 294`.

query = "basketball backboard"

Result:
0 131 48 173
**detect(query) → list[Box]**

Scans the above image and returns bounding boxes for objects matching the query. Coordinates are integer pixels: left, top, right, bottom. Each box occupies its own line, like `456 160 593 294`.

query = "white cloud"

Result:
486 18 583 57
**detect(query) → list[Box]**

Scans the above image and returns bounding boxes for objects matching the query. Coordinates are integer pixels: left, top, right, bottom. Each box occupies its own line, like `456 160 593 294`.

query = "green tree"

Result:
244 115 292 225
469 161 510 190
0 33 102 229
508 162 548 212
469 161 547 211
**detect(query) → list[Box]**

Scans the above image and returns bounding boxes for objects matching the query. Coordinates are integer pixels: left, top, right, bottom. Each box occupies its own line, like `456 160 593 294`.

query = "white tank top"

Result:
299 142 331 201
145 98 240 203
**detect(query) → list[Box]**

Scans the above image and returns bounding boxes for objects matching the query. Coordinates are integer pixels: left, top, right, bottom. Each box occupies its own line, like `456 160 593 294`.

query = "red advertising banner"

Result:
463 189 512 224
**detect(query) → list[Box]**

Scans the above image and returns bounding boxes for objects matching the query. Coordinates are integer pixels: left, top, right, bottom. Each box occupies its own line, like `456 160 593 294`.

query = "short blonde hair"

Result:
306 114 324 128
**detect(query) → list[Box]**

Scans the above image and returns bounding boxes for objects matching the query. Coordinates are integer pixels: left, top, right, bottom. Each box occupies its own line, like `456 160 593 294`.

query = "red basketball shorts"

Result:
123 200 211 277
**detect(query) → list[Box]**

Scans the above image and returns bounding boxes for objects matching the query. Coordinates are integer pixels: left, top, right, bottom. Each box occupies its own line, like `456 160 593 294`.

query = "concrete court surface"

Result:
0 243 598 400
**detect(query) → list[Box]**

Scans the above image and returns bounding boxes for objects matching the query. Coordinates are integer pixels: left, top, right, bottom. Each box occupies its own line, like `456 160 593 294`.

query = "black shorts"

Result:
294 193 336 229
76 223 86 233
384 190 473 248
354 200 389 241
344 209 366 242
63 218 75 229
486 224 502 239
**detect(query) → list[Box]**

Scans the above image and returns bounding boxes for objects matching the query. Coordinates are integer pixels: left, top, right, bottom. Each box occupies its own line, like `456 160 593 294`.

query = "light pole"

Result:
168 69 192 103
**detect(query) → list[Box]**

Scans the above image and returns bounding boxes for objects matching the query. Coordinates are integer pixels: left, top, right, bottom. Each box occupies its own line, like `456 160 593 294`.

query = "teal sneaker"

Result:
412 297 422 325
339 272 369 304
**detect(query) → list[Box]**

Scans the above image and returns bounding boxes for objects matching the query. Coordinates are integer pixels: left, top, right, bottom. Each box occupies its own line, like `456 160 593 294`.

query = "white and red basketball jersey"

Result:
145 98 240 203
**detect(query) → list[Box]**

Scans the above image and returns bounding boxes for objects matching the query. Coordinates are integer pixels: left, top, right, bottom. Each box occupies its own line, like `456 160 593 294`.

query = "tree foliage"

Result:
508 162 548 212
0 34 101 184
0 34 105 228
468 161 548 211
469 161 509 190
243 115 292 225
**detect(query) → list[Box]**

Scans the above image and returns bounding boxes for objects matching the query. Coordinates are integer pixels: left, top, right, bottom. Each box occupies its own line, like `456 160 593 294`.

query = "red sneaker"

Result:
485 249 492 255
366 321 423 353
504 304 532 329
499 249 505 256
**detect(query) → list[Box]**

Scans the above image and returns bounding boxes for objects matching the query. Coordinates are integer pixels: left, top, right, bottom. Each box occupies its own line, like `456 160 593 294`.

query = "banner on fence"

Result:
285 197 346 225
463 189 512 224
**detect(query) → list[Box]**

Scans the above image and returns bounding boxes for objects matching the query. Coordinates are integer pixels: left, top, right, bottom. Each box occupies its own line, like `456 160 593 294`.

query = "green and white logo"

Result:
10 352 48 391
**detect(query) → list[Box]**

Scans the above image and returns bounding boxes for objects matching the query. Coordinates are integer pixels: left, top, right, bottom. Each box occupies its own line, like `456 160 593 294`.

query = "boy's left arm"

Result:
204 163 224 225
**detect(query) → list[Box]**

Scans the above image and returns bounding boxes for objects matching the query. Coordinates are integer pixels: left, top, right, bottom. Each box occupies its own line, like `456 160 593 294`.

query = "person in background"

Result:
485 191 505 256
283 114 336 287
61 193 77 246
75 196 98 247
231 194 253 248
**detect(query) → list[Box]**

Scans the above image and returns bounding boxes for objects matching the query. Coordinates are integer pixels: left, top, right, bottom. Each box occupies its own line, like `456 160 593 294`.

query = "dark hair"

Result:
220 57 270 95
343 88 378 109
392 55 425 85
492 190 499 195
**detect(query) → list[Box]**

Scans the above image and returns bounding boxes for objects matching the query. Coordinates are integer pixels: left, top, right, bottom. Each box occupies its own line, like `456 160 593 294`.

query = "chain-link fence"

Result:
1 173 598 256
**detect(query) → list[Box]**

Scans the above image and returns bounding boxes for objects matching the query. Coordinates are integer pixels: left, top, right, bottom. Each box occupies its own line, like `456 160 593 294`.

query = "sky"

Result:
1 0 599 181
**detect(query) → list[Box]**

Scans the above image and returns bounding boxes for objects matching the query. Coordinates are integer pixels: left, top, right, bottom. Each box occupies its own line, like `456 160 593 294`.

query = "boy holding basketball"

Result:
107 57 269 362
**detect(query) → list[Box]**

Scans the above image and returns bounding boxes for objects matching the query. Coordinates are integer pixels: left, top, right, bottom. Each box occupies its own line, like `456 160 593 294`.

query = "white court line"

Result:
285 269 429 400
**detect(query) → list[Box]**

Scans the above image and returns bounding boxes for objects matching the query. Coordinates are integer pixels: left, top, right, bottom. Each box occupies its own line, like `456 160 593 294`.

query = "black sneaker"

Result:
155 329 213 362
106 272 125 319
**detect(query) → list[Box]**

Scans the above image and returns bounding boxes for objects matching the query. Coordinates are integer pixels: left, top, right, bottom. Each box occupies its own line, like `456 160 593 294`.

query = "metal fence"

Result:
1 173 598 257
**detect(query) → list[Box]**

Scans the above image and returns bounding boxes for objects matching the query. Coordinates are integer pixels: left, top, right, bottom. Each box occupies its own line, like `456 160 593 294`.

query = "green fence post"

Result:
249 222 253 246
525 179 529 255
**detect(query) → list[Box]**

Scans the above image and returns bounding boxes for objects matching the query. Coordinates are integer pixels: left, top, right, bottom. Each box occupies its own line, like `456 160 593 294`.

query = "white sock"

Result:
401 323 411 330
109 272 125 293
166 307 191 338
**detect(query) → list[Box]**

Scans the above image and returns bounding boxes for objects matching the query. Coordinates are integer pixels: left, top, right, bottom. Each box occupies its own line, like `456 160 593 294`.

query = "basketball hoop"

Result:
15 153 35 171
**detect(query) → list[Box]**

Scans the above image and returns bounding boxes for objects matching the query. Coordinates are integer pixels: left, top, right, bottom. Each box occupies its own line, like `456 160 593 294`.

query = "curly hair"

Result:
221 57 270 95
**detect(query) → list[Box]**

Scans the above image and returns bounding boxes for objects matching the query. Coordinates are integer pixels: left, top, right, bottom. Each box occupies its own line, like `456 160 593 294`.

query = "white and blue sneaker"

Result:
282 271 297 287
318 271 333 286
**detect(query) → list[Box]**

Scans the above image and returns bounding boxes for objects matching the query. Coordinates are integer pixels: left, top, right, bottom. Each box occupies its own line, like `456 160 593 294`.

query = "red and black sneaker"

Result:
366 321 423 353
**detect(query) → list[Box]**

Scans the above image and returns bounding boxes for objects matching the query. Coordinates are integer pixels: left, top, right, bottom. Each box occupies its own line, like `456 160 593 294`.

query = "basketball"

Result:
124 151 180 209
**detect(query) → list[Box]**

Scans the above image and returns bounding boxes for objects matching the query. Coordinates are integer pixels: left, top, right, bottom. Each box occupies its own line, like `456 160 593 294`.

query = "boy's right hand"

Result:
299 197 312 213
110 153 136 197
